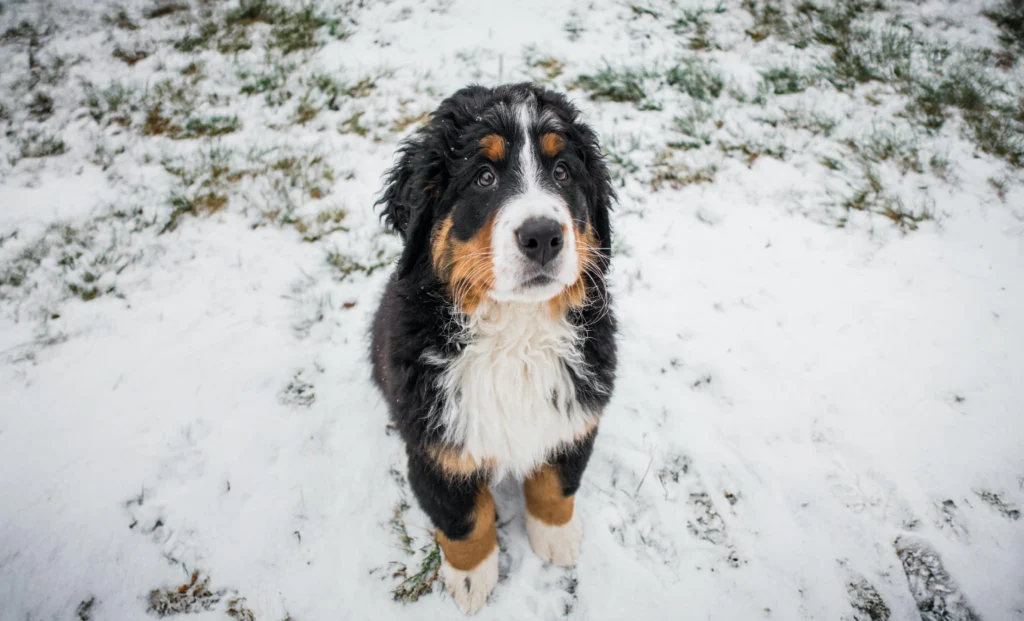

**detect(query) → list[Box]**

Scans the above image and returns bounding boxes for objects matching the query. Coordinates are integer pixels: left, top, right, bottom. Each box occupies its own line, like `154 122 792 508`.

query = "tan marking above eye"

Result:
540 133 565 157
478 134 506 162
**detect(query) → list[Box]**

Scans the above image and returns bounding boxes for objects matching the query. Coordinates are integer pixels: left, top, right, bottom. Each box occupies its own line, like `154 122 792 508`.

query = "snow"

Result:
1 0 1023 620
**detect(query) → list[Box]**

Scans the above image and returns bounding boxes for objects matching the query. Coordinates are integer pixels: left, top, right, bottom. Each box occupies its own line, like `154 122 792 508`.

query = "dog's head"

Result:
377 83 614 314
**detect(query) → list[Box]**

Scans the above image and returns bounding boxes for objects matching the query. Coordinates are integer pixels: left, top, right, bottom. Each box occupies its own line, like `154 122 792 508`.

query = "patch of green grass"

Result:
761 66 814 95
145 77 200 117
387 498 443 605
226 0 285 25
564 10 585 41
671 105 716 150
313 74 375 105
113 45 149 65
988 175 1010 202
298 207 349 242
28 91 54 120
849 128 923 174
742 0 794 43
338 110 369 136
670 3 726 50
175 21 219 52
666 58 723 102
1 221 131 306
82 81 139 125
326 248 390 280
966 108 1024 166
650 150 717 190
104 8 139 30
603 135 642 185
837 165 932 230
270 5 332 53
528 55 566 81
906 66 1023 166
630 5 660 19
19 130 67 158
143 1 188 20
820 155 844 171
217 27 253 54
780 107 838 136
721 139 788 166
148 572 223 616
822 24 914 91
928 152 952 182
142 104 178 136
573 66 650 104
178 115 241 139
983 0 1024 56
240 62 294 106
391 111 430 133
160 191 228 234
294 91 319 124
279 370 315 407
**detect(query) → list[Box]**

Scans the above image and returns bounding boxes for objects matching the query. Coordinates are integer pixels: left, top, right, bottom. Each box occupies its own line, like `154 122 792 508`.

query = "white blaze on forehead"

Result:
488 101 578 303
515 101 543 194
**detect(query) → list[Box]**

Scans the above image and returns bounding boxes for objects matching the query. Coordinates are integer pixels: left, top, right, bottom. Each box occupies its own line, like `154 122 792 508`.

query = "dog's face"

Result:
378 84 614 313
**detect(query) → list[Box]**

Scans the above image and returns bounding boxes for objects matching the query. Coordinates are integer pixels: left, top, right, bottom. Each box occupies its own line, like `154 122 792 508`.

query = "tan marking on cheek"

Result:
447 215 496 314
431 215 454 275
540 133 565 158
478 134 506 162
436 485 497 571
549 221 596 317
523 464 575 526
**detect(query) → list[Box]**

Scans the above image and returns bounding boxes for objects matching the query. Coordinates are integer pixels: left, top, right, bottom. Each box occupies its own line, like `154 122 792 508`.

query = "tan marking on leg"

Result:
478 134 506 162
429 447 498 477
436 485 498 571
523 464 574 526
573 418 599 443
540 132 565 158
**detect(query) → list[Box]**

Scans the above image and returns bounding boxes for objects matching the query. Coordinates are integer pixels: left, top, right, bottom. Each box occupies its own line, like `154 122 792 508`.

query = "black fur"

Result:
371 83 617 542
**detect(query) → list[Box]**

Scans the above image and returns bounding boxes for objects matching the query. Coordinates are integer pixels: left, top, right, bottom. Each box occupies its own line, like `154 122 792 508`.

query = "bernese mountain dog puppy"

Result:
371 83 616 614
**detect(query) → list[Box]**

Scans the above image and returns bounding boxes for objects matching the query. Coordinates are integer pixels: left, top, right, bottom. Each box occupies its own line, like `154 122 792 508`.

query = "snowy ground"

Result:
1 0 1023 619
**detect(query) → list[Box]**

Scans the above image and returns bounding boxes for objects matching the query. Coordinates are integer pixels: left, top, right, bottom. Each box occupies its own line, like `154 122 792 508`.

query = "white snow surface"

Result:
1 1 1023 620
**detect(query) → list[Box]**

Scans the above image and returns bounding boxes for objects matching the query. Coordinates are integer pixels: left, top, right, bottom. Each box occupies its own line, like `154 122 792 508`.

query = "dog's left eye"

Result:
477 169 496 187
553 162 570 183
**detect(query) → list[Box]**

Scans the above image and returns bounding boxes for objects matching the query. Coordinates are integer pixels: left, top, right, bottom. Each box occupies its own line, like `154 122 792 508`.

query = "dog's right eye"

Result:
477 169 496 187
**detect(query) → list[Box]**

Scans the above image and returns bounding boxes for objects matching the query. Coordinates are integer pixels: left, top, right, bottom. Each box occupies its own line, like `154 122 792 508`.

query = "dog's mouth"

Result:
521 273 556 289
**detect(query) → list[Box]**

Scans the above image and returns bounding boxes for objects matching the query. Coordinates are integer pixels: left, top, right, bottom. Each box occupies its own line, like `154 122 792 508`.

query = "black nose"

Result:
515 218 564 266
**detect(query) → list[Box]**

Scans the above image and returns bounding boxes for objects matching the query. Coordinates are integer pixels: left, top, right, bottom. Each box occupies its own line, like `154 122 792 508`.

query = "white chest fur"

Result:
426 301 597 480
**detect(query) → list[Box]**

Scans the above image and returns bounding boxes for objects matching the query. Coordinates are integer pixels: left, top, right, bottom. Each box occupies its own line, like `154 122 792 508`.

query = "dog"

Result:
371 82 617 614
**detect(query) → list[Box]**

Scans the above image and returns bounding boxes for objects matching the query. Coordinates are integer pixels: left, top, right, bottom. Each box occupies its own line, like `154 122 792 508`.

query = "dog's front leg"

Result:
406 449 498 615
523 429 597 567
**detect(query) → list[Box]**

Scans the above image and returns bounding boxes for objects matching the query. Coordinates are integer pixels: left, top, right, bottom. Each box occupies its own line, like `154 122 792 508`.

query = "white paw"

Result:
526 510 582 567
441 546 499 615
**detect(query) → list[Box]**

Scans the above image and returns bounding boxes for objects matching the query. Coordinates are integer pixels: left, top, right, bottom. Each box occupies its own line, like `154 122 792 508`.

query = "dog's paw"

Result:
441 546 499 615
526 510 582 567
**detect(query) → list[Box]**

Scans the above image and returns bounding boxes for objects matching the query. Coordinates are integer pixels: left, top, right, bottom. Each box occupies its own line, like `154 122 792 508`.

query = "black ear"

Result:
376 128 444 278
578 123 615 271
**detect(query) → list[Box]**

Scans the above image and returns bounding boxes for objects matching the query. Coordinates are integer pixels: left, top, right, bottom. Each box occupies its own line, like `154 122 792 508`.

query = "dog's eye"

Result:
477 169 496 187
553 162 570 183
